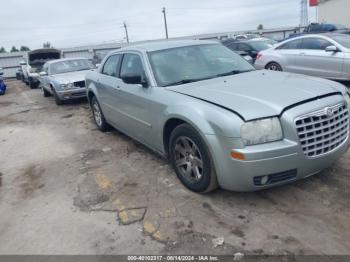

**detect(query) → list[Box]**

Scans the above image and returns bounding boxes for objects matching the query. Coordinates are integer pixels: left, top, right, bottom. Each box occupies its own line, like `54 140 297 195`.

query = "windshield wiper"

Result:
215 69 254 77
163 77 211 87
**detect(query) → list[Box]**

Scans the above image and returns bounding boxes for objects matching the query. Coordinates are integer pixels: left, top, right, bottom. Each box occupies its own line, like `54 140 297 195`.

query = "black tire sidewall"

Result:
169 124 214 193
43 87 50 97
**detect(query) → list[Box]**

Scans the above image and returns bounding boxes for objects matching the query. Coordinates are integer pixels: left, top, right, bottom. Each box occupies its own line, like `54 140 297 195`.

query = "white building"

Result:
317 0 350 27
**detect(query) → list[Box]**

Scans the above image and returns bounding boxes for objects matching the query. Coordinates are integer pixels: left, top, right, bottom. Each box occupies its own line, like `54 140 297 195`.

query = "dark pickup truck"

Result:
289 23 350 38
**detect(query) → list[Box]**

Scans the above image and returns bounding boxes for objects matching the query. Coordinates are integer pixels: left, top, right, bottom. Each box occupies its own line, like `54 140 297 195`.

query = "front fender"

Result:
49 80 61 91
163 102 244 139
86 81 99 104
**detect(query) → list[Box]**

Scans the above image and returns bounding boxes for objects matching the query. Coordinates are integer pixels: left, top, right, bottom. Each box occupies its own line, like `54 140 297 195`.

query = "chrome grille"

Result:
295 103 349 158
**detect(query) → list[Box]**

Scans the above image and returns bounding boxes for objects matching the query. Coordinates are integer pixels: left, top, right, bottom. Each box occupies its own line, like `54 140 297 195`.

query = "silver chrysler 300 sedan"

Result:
39 58 95 105
85 40 350 193
255 33 350 81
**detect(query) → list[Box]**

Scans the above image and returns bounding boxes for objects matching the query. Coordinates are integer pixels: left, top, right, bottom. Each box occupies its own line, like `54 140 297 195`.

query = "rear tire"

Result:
266 62 283 71
91 96 110 132
169 124 218 193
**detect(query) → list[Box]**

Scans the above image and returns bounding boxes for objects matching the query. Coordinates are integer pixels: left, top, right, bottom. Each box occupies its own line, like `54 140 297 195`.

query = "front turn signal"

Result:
230 151 245 160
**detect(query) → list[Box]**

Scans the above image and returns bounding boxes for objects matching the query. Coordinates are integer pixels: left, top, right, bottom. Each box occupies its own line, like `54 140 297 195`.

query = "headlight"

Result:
60 83 74 90
241 117 283 146
344 92 350 106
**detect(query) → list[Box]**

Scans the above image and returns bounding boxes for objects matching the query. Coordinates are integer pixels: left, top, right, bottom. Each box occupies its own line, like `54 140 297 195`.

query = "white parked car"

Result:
22 48 61 89
254 33 350 81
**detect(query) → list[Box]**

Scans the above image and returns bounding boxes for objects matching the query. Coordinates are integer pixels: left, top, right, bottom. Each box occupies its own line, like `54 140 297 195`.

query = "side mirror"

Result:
39 71 47 76
121 74 148 87
19 61 26 65
325 45 339 52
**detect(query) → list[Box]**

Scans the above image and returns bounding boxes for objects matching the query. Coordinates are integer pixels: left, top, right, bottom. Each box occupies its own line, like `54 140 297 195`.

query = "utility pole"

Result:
162 7 169 39
300 0 309 27
123 22 129 44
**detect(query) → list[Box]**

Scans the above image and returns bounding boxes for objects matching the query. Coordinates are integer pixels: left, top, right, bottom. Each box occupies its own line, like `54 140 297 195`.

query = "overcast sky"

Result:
1 0 316 50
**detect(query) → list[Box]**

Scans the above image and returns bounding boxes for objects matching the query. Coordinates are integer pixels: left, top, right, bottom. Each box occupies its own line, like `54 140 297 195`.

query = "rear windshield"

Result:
249 41 274 51
329 34 350 49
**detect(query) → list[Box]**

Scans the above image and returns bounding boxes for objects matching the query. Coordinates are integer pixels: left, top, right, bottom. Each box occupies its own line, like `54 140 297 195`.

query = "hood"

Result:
28 49 61 66
167 70 344 121
51 70 91 84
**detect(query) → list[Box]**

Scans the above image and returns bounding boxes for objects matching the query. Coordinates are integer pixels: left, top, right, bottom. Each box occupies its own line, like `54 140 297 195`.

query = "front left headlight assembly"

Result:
60 83 74 90
241 117 283 146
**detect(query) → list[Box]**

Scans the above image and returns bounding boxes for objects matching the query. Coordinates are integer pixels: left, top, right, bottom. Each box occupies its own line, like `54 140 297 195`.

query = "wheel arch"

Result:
87 90 96 105
162 113 216 157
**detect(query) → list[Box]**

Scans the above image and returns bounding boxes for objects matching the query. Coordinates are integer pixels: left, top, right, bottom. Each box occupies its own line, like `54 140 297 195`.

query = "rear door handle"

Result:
299 53 306 56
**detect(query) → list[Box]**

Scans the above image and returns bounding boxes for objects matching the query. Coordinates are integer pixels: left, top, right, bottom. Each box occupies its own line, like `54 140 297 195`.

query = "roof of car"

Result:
286 33 348 41
320 32 350 37
115 40 218 52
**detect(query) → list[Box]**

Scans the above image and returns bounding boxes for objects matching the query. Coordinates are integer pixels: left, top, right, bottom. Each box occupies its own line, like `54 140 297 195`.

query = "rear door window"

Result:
300 38 333 50
277 39 302 50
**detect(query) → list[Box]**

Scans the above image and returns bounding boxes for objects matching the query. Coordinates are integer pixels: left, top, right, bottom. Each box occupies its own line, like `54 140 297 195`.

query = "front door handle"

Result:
299 53 306 56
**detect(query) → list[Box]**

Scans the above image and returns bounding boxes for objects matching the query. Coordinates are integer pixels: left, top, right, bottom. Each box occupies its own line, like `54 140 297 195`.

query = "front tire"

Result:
169 124 218 193
91 96 110 132
266 62 283 71
42 87 51 97
52 88 63 105
29 81 37 89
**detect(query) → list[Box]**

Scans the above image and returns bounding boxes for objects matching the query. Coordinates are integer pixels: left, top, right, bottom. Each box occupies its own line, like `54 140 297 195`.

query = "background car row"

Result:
255 33 350 81
11 22 350 105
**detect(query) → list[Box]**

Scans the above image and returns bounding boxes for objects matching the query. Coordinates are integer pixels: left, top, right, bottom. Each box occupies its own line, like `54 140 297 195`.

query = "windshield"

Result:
50 59 94 75
329 34 350 49
148 44 254 87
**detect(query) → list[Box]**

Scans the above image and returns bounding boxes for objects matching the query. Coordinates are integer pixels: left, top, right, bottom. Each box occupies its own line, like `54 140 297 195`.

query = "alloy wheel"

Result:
174 136 203 182
93 101 102 127
267 63 282 71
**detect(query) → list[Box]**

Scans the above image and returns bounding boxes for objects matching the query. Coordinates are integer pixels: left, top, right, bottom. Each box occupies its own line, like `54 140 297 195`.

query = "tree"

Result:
10 46 19 52
257 24 264 30
43 42 52 48
20 46 30 51
0 47 6 53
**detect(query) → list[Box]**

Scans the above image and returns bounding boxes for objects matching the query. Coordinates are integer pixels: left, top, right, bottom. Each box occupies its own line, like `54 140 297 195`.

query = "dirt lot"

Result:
0 80 350 255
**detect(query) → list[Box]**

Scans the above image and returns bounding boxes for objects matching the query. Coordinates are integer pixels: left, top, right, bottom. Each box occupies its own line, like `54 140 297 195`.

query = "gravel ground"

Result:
0 80 350 255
